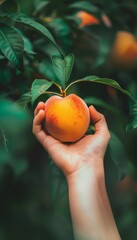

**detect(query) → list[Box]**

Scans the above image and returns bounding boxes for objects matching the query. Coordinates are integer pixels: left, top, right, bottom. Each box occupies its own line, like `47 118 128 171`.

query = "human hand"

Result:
33 101 110 178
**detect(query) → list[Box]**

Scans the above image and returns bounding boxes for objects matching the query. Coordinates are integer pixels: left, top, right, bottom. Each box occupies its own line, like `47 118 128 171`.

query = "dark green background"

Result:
0 0 137 239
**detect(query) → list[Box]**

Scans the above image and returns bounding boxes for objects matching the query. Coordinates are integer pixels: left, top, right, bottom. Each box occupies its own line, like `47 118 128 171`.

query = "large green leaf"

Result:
31 79 53 105
127 101 137 131
69 1 99 13
108 132 128 181
12 14 61 55
0 0 19 16
52 53 74 89
16 92 32 109
23 35 35 55
66 76 136 102
0 24 24 69
49 18 72 51
33 1 50 16
92 27 114 69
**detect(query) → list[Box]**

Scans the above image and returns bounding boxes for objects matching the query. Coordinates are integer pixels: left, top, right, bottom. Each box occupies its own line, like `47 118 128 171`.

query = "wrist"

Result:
66 159 105 187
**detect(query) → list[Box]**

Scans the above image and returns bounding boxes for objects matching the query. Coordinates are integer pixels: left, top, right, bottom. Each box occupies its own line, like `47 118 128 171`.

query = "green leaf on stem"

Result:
0 24 24 69
0 0 19 16
16 92 32 109
52 53 74 89
69 1 99 13
11 14 61 55
33 1 50 16
66 75 136 102
31 79 53 105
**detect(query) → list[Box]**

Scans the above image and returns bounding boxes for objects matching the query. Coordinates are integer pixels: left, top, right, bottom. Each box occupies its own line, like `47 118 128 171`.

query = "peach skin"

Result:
44 94 90 142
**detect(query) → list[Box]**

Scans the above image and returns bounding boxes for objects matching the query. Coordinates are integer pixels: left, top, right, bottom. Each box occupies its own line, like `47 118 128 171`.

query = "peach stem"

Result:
44 91 62 96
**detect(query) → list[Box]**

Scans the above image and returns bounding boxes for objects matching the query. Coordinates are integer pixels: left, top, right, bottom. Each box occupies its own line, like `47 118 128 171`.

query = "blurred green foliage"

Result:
0 0 137 239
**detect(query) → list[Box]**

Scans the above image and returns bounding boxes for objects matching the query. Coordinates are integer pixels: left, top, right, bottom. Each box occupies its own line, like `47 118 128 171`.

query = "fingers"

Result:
34 101 45 117
33 109 45 131
33 102 61 154
33 103 47 145
89 106 110 139
33 102 45 135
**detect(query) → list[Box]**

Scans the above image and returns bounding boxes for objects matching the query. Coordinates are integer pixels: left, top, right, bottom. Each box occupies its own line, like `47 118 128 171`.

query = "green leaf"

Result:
22 35 35 55
33 1 50 16
52 53 74 89
0 24 24 69
126 101 137 131
11 13 61 55
108 132 128 181
92 27 114 69
0 0 19 16
84 76 136 101
31 79 53 105
49 18 72 50
67 76 136 102
16 92 32 109
69 1 99 13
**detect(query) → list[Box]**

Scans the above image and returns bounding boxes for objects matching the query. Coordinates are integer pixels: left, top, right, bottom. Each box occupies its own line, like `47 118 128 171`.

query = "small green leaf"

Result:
52 53 74 89
69 1 99 13
11 13 61 55
127 101 137 131
31 79 53 105
64 54 74 82
0 24 24 69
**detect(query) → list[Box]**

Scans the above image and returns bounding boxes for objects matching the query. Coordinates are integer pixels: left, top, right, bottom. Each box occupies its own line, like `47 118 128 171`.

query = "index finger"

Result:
34 102 45 116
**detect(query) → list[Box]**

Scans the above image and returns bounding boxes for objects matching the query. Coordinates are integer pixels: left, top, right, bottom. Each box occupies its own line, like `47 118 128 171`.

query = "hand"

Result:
32 101 110 177
33 102 121 240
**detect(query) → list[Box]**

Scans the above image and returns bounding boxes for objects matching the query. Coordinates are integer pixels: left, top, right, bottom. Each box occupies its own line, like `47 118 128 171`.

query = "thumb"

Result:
89 106 110 136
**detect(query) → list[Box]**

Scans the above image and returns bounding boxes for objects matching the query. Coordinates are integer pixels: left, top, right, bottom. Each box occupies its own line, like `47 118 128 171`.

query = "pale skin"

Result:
33 102 121 240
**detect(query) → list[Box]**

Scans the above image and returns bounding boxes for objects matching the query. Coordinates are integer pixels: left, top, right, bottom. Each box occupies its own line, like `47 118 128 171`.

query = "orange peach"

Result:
111 31 137 68
77 11 99 28
44 94 90 142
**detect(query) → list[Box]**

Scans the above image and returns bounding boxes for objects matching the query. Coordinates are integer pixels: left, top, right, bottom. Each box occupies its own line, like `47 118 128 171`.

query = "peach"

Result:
77 11 99 28
44 94 90 142
111 31 137 68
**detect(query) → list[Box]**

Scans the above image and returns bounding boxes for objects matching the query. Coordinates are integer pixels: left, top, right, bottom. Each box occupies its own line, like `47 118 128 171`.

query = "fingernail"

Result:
90 105 96 110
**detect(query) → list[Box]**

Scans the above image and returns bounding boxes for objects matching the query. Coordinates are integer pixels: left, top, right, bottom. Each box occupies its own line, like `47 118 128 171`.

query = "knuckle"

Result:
106 131 111 140
100 113 105 121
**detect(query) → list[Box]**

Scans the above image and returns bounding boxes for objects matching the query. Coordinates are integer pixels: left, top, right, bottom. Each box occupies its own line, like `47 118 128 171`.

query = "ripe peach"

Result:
44 94 90 142
77 11 99 28
111 31 137 68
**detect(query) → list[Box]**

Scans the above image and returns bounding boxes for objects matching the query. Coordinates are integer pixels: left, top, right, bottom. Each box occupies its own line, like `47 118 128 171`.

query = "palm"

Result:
45 133 106 175
33 102 110 176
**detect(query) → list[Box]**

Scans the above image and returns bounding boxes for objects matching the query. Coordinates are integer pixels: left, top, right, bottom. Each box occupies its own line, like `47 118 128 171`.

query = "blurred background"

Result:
0 0 137 239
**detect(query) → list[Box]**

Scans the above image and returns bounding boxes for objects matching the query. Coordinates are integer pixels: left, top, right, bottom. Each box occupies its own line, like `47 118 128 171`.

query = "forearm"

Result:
66 163 121 240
